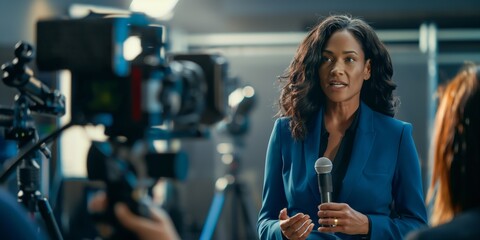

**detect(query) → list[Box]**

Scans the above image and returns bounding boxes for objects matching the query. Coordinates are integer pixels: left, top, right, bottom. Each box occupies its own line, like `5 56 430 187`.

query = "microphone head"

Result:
315 157 333 174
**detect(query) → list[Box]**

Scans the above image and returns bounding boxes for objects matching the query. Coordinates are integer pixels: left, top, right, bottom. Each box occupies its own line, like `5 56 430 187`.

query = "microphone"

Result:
314 157 333 203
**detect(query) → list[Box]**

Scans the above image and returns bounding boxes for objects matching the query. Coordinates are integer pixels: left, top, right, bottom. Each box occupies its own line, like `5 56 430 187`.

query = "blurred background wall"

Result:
0 1 479 239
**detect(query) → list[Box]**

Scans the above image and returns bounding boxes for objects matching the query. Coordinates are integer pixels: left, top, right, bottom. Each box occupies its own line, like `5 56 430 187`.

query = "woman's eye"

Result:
346 57 355 63
322 57 332 62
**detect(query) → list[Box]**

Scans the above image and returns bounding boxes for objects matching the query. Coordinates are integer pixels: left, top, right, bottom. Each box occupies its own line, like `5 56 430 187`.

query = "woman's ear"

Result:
364 59 371 80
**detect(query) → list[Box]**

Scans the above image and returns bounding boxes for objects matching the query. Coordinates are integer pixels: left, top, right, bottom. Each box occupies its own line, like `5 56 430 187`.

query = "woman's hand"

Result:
279 208 314 240
317 202 369 235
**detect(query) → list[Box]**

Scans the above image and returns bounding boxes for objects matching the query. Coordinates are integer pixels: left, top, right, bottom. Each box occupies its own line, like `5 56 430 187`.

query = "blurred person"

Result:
257 14 427 239
406 63 480 240
88 191 180 240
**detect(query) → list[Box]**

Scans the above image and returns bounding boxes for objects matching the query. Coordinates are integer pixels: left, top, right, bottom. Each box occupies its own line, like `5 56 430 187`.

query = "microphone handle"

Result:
317 173 333 203
317 173 334 228
321 191 332 204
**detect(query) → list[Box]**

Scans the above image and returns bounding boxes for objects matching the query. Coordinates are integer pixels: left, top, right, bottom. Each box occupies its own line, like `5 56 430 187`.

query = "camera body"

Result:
36 13 230 141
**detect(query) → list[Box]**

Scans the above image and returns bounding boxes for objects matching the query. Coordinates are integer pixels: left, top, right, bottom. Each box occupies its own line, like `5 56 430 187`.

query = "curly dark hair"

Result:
277 14 399 140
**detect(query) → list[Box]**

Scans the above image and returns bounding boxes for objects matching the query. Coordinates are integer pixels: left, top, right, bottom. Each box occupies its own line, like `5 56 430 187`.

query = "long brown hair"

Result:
428 62 480 226
277 14 398 140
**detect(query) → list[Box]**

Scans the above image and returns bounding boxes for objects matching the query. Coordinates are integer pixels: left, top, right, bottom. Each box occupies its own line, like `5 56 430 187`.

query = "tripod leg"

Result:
231 190 239 240
38 197 64 240
235 183 258 240
199 190 227 240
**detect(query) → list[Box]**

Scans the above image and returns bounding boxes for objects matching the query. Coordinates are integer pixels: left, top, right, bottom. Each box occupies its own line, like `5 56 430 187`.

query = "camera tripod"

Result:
0 95 64 240
0 41 65 240
199 85 258 240
199 140 258 240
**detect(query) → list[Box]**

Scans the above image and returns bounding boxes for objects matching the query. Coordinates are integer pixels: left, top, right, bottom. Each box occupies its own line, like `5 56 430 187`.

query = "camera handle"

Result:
87 140 153 240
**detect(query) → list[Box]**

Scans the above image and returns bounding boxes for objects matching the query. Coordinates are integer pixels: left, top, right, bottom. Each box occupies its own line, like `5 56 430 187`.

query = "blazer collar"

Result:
304 102 376 203
339 102 375 201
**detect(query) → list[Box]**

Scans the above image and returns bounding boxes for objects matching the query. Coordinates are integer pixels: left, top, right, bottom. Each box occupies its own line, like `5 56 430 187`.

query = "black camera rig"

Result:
36 13 231 141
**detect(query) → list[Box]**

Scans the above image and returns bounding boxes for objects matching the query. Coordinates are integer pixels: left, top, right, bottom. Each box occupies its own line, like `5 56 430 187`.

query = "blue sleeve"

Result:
0 189 46 240
257 118 288 240
369 123 428 239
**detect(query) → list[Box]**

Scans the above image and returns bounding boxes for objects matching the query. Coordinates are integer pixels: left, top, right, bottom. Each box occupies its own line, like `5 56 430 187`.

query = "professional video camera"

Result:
36 13 231 141
31 12 235 240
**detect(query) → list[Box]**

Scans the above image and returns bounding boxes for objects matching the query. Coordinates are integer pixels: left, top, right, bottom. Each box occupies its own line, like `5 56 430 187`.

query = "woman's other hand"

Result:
279 208 314 239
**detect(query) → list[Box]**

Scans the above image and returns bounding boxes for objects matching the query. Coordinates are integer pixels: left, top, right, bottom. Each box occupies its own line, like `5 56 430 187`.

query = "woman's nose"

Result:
330 62 345 76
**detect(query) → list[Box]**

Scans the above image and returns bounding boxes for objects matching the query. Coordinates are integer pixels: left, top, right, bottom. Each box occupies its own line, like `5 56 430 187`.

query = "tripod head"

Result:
1 41 65 116
216 84 257 149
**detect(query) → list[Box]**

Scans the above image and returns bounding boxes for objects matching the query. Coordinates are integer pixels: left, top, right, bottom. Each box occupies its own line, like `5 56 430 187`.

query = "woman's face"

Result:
319 30 371 106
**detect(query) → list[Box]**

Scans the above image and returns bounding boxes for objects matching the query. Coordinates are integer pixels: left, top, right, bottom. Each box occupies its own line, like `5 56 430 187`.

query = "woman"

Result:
407 63 480 239
257 14 427 239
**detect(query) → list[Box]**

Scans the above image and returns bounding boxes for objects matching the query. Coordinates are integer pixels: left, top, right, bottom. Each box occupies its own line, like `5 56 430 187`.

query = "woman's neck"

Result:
324 101 359 135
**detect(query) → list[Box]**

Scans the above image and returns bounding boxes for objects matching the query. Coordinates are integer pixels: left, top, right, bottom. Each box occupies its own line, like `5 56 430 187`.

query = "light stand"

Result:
200 85 258 240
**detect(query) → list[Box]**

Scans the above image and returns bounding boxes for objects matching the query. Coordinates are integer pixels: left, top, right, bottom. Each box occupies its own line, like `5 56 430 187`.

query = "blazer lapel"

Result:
304 108 323 204
338 102 376 202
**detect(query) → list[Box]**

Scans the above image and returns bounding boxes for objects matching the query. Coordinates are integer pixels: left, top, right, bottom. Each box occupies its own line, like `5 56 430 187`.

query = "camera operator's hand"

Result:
88 192 180 240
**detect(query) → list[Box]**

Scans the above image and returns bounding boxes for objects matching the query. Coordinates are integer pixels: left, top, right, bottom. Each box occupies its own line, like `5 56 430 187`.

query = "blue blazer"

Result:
257 102 428 240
